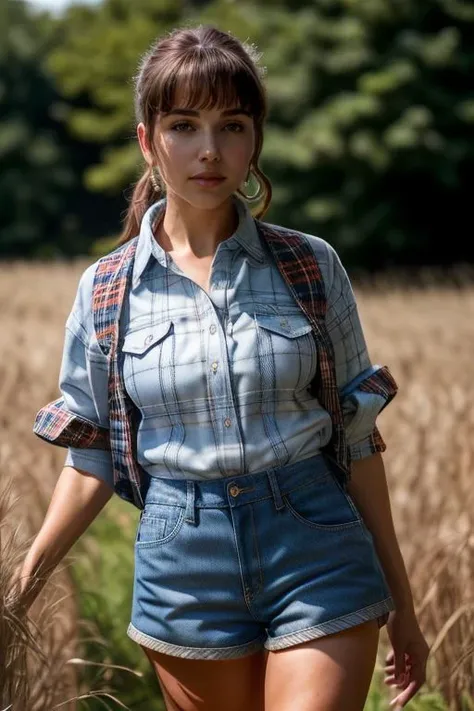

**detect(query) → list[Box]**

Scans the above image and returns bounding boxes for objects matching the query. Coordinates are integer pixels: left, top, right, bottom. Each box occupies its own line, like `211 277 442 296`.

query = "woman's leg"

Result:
140 645 268 711
264 620 380 711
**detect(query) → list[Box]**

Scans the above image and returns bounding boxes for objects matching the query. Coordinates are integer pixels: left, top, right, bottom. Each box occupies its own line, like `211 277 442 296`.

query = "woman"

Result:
21 24 429 711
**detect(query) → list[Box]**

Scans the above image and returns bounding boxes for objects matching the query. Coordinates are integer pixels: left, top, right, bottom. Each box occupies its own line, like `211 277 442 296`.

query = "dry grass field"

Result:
1 260 473 710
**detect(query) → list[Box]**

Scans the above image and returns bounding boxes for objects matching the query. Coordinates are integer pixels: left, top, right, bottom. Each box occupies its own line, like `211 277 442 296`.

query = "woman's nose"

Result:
199 132 221 162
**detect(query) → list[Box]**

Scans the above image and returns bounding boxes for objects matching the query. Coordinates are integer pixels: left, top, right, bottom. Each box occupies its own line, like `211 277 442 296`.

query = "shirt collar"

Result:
132 195 265 289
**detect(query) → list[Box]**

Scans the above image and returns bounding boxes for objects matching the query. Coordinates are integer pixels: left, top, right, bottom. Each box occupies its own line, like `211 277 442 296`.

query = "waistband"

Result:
144 454 337 519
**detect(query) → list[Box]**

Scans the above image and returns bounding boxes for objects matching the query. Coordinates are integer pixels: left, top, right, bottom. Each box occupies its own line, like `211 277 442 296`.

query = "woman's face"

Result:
137 88 256 210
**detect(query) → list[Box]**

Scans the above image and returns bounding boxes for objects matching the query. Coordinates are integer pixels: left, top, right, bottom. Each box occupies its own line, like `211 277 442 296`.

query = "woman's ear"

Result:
137 122 154 167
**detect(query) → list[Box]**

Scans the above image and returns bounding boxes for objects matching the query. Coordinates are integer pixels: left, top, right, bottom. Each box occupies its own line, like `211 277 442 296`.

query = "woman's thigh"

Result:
141 645 268 711
264 620 380 711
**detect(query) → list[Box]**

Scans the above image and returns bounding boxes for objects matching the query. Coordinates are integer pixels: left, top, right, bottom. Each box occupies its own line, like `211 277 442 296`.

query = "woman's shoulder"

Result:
67 240 134 338
258 219 341 292
65 262 99 342
75 238 138 305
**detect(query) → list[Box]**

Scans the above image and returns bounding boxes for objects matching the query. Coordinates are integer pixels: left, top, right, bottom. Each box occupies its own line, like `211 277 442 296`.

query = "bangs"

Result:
152 49 265 120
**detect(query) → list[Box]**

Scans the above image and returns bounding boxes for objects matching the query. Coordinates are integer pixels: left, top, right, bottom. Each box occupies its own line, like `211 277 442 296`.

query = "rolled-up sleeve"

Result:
325 245 398 460
61 314 114 487
33 265 114 488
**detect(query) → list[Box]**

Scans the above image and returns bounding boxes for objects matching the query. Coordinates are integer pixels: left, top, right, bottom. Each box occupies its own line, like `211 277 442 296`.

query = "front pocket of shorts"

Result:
283 475 363 531
135 503 185 548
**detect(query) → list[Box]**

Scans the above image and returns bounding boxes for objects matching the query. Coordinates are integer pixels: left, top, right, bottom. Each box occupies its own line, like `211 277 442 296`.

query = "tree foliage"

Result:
0 0 75 256
0 0 124 257
2 0 474 267
251 0 474 268
46 0 184 194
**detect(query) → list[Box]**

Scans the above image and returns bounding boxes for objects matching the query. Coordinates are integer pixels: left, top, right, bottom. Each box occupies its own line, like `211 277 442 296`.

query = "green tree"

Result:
46 0 185 198
0 0 122 257
43 0 474 267
247 0 474 268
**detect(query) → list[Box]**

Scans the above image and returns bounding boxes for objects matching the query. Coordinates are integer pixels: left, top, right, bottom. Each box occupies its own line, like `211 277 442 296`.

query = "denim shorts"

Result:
127 453 395 660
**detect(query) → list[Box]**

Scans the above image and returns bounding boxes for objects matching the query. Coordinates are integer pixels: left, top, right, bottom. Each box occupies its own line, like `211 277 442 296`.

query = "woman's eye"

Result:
225 122 244 132
171 122 194 132
169 121 245 133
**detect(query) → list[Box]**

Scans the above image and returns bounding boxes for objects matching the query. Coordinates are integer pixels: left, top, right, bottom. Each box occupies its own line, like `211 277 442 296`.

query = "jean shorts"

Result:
127 453 395 660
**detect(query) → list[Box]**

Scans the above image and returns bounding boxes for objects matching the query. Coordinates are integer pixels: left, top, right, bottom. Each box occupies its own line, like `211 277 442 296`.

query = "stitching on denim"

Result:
128 623 265 654
228 506 261 621
134 506 185 548
145 474 332 509
283 494 362 531
279 473 331 497
249 504 264 596
329 471 363 521
266 597 394 647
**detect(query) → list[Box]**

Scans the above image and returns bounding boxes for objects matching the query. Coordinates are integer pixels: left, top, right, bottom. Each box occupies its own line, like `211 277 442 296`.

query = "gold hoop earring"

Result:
150 165 161 193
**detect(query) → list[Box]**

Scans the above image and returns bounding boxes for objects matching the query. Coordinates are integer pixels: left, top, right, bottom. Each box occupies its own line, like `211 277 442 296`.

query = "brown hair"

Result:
116 24 272 247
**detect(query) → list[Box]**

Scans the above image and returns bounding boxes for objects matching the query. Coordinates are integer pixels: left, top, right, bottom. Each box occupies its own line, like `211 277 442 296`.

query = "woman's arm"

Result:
14 465 113 611
348 452 414 613
320 243 430 700
349 453 431 708
321 244 407 607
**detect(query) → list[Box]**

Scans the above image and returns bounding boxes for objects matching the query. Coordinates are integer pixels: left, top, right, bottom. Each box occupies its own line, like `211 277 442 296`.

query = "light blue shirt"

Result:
62 196 385 488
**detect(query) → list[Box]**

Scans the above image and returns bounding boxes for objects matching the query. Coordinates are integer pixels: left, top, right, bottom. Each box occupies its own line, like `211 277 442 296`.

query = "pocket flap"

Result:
122 322 173 355
255 313 313 338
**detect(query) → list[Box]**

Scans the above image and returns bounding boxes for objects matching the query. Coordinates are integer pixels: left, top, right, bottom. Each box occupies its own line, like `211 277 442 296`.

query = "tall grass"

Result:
0 476 76 710
0 262 139 710
1 260 473 709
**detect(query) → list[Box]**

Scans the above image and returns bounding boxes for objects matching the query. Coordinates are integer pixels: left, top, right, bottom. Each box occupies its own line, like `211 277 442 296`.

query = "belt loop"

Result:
267 470 285 511
184 481 196 524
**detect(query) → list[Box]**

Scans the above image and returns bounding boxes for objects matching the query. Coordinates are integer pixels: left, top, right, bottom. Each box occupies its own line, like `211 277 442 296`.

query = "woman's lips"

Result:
190 176 226 187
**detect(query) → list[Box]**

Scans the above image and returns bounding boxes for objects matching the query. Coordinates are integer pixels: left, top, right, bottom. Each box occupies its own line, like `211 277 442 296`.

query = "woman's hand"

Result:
383 608 430 708
6 561 38 614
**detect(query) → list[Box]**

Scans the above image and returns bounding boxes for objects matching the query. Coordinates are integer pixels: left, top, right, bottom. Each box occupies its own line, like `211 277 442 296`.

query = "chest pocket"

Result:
122 321 173 356
254 313 313 339
121 321 174 409
253 311 317 392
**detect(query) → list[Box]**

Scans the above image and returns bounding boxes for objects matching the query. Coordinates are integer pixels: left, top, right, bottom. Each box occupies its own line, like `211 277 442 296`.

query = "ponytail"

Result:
116 166 163 247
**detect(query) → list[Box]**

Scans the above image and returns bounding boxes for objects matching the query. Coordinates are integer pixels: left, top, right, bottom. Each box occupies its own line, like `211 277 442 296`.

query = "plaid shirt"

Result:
33 197 397 509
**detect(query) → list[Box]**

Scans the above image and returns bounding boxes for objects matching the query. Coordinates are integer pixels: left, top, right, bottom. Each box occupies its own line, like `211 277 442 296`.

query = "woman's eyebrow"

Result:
222 108 252 117
163 108 251 117
164 109 198 117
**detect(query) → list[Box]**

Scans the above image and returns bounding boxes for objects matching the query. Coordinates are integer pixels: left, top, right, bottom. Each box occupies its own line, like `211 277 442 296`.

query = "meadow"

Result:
1 260 473 711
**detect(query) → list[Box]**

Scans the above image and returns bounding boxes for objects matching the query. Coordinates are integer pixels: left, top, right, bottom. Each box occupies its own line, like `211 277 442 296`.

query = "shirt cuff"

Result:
340 365 398 459
347 425 387 461
65 447 114 489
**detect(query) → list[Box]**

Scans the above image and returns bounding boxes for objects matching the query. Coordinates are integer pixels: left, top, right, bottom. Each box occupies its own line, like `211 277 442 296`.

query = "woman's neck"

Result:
155 193 239 259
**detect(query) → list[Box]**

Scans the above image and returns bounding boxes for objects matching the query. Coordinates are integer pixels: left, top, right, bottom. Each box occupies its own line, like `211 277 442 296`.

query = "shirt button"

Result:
211 361 218 372
280 319 288 328
209 324 217 335
144 334 153 346
224 417 232 428
229 485 240 497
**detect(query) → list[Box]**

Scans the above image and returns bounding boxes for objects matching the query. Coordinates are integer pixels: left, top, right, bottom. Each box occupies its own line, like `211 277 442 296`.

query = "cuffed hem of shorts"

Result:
127 623 265 660
265 596 395 652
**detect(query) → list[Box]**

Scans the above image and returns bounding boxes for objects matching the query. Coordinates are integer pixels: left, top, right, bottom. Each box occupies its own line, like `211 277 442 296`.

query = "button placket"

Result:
204 254 245 476
208 252 228 301
205 308 242 474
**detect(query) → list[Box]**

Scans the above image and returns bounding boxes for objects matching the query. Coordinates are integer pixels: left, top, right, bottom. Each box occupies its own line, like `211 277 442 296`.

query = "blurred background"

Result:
2 0 474 268
1 0 473 710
